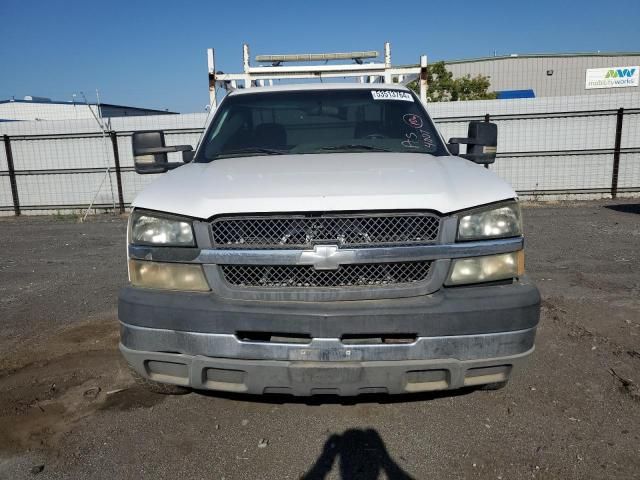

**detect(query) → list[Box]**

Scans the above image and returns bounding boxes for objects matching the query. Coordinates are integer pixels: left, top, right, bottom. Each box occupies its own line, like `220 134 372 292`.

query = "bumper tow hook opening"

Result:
341 334 417 345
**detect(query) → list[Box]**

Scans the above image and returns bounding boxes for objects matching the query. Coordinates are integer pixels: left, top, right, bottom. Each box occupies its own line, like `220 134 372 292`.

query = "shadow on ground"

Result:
302 428 415 479
604 203 640 214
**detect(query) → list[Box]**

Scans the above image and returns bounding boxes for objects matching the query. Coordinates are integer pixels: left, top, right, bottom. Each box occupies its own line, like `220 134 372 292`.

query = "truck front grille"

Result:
220 262 432 288
211 212 440 249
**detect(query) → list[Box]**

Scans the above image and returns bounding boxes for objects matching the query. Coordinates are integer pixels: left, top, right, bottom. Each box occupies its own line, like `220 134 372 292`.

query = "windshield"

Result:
196 89 447 162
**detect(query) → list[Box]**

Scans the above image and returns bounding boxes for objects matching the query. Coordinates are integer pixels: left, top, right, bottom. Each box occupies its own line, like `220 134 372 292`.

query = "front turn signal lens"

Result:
446 250 524 286
128 259 210 292
517 250 525 277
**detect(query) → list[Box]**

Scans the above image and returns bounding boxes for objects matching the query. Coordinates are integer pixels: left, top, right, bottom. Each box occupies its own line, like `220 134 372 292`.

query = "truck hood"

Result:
132 153 516 218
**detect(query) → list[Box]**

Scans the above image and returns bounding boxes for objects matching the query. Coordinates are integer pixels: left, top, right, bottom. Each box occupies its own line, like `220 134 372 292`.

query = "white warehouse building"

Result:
409 52 640 99
0 96 176 122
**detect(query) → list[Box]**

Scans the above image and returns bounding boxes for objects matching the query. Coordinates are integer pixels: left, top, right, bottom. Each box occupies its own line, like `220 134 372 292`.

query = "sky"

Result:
1 0 639 113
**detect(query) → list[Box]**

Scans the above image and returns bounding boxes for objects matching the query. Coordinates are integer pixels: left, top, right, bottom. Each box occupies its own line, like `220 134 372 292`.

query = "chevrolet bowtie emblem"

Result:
298 245 356 270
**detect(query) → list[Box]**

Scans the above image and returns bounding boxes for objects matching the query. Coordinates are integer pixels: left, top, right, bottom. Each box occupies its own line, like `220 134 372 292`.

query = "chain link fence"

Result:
0 114 205 215
1 90 639 216
429 92 640 198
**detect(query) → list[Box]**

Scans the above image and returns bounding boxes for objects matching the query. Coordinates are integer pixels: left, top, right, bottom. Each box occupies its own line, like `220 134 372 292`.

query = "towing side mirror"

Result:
132 130 194 174
447 121 497 164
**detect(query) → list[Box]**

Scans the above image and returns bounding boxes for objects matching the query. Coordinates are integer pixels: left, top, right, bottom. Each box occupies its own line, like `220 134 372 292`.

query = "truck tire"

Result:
477 380 509 391
128 366 190 395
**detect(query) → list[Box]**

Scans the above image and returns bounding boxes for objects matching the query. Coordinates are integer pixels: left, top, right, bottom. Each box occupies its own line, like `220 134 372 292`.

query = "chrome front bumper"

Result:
120 323 536 396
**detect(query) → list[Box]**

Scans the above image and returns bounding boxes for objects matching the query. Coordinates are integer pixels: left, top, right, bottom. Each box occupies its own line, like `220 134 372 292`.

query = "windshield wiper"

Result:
316 144 392 153
215 147 287 158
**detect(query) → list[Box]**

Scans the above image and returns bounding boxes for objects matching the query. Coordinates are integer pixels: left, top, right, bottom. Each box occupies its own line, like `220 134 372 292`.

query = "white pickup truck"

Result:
119 83 540 396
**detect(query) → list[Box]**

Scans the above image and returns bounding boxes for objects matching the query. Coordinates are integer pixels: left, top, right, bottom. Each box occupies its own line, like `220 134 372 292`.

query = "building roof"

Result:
440 51 640 65
0 98 176 114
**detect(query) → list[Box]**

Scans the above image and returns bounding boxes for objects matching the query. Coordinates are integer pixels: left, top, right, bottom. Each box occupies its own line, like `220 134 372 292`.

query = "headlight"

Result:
129 259 210 291
129 210 195 246
446 251 524 286
457 201 522 241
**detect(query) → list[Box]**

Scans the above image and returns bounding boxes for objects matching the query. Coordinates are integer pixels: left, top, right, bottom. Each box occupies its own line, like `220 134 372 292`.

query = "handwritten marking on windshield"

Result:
418 130 435 149
403 114 424 129
402 114 434 150
402 133 420 149
402 130 435 150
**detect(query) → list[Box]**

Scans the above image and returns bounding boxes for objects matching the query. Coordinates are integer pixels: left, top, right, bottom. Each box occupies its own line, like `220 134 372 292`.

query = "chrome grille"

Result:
220 262 432 288
211 213 440 249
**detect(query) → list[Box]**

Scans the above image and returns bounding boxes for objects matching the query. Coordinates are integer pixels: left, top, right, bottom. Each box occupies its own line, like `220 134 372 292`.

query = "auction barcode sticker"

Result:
371 90 414 101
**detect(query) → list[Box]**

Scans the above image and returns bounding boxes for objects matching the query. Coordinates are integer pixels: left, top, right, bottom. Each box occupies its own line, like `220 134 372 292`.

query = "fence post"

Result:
3 134 20 216
484 113 490 169
109 131 125 214
611 108 624 199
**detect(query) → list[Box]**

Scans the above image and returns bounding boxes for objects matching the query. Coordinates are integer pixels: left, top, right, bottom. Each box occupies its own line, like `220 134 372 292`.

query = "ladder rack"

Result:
207 42 428 108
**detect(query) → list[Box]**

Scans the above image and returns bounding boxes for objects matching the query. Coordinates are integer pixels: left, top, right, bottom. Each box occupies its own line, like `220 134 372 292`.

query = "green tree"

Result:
407 61 497 101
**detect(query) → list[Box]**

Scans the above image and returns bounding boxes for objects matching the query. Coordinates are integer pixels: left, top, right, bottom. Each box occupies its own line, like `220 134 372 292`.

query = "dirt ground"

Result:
0 200 639 480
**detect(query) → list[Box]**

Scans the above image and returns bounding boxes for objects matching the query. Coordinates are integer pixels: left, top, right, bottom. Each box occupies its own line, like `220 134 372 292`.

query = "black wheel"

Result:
128 365 190 395
477 380 509 391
